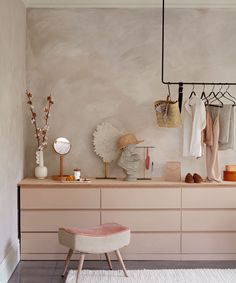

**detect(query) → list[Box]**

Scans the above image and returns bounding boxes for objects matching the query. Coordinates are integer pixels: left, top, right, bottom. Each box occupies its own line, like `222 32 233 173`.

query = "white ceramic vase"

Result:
35 150 48 179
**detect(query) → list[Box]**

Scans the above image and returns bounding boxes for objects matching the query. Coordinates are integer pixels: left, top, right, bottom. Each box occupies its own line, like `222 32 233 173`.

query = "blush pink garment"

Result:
60 223 129 237
206 107 222 182
203 106 213 146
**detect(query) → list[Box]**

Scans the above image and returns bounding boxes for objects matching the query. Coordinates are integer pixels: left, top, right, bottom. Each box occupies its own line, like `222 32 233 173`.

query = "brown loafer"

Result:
185 173 194 183
193 173 203 183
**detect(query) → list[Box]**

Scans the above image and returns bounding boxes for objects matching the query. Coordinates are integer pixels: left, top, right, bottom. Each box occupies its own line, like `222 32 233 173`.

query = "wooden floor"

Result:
8 260 236 283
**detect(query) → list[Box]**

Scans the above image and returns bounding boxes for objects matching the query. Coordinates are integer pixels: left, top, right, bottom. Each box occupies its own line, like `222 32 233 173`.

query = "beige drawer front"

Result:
182 233 236 253
21 232 180 254
102 211 181 231
21 233 66 253
21 233 99 259
21 211 100 232
182 188 236 208
102 188 181 209
182 211 236 231
21 188 100 209
124 233 180 254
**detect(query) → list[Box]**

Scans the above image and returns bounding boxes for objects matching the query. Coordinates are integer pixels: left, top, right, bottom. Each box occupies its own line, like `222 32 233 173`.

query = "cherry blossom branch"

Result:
26 90 40 148
26 90 54 151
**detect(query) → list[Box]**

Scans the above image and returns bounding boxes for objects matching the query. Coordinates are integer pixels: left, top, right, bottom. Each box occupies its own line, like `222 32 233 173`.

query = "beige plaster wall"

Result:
0 0 26 265
26 8 236 179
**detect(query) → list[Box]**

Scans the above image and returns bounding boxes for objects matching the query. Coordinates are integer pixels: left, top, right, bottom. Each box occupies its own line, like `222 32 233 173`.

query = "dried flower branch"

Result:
26 90 54 151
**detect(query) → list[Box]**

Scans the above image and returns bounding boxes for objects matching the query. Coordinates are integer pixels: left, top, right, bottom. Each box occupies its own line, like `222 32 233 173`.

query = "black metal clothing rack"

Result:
161 0 236 87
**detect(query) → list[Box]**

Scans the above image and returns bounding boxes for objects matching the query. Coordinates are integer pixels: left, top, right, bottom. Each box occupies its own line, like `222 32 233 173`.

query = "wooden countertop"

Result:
18 177 236 188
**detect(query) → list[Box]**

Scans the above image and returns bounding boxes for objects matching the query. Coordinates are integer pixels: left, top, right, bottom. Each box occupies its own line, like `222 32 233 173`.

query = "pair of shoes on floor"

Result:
185 173 203 183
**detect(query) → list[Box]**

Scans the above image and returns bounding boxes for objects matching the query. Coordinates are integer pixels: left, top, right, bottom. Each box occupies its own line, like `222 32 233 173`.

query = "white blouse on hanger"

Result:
183 95 206 158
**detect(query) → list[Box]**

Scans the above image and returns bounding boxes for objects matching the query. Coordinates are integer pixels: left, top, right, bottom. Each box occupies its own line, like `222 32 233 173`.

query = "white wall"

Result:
0 0 26 281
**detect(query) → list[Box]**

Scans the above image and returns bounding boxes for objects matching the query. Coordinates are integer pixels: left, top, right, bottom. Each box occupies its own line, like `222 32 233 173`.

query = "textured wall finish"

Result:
164 8 236 83
26 8 236 179
0 0 26 271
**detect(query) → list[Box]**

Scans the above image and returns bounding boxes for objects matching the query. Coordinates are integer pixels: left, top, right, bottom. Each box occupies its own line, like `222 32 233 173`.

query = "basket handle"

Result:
167 83 171 101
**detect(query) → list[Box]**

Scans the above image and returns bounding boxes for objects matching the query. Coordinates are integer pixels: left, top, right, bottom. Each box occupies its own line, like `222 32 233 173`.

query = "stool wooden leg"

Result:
61 248 73 277
105 253 112 270
76 253 85 283
115 250 128 277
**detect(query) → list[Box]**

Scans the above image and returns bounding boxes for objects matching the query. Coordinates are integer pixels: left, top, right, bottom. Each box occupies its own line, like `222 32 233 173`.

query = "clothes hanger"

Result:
206 84 223 108
189 84 196 99
200 84 209 104
208 84 223 103
220 85 236 106
210 84 236 106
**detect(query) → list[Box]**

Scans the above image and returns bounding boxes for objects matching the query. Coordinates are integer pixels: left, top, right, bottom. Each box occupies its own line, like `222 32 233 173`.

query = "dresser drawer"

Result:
21 233 180 254
182 188 236 208
21 211 100 232
182 211 236 231
21 232 101 260
21 232 100 258
101 188 181 209
21 233 66 253
124 233 180 254
102 211 181 231
182 233 236 253
21 188 100 209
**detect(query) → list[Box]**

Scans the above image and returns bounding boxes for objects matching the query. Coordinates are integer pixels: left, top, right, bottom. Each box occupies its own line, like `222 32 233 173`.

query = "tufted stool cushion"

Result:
59 223 130 254
58 223 131 282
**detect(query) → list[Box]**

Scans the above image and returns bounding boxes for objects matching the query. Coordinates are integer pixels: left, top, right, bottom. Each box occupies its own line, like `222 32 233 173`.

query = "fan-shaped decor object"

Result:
93 122 122 179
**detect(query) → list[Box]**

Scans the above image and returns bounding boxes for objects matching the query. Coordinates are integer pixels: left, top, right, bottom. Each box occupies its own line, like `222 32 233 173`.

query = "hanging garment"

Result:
202 106 213 146
206 106 222 183
183 96 206 158
218 104 231 144
218 105 234 150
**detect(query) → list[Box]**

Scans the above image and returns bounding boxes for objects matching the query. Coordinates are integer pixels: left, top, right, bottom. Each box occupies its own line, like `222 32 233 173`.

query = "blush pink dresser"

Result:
18 178 236 260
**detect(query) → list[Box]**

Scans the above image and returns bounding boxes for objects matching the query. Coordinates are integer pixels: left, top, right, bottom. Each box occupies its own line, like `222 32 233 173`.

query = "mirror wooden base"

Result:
52 175 71 181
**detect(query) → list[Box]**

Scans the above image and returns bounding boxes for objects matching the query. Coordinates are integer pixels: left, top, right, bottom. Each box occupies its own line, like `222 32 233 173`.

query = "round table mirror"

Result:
53 137 71 180
53 137 71 155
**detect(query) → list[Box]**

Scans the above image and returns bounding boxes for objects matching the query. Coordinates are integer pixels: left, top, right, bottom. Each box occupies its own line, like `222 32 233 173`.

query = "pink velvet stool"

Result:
58 223 130 282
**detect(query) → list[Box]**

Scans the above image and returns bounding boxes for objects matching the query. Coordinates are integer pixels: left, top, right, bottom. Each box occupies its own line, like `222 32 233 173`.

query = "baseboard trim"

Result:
0 242 20 283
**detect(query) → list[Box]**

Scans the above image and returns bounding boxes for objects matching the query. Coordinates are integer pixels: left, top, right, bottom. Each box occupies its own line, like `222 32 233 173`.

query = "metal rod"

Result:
161 0 236 86
162 81 236 86
161 0 165 84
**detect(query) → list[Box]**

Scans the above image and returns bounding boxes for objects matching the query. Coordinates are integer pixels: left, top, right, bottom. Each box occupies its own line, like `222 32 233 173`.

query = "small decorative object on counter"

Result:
224 165 236 181
26 90 54 179
185 173 203 183
93 122 124 179
164 161 181 182
35 150 47 179
74 168 81 181
117 133 143 181
136 146 155 180
225 165 236 171
52 137 71 181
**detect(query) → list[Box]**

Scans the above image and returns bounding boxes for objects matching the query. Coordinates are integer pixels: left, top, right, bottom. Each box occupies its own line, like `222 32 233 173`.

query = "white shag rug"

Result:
65 269 236 283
